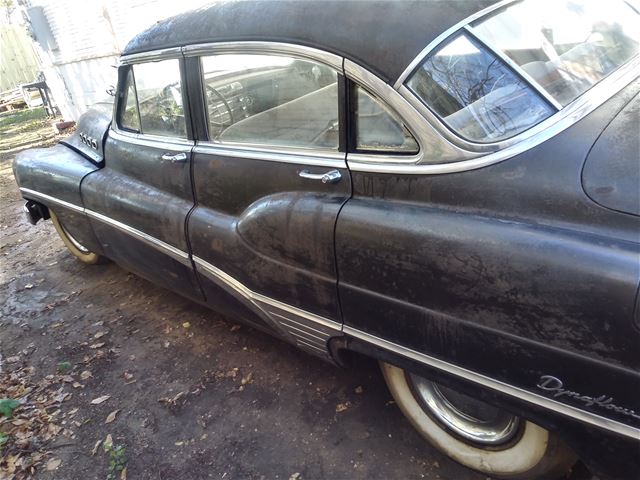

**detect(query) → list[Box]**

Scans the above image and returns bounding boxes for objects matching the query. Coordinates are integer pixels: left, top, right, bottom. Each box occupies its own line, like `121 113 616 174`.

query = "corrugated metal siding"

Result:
0 25 41 91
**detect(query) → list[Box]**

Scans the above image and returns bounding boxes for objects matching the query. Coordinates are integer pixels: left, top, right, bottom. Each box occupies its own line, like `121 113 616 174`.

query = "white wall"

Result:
23 0 214 120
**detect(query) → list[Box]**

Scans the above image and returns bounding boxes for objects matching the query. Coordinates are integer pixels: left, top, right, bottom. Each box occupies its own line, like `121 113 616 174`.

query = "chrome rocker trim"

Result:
20 187 640 439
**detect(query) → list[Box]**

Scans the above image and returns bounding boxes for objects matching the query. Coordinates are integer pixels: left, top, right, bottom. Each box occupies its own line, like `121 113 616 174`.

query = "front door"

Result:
185 51 350 356
81 57 203 302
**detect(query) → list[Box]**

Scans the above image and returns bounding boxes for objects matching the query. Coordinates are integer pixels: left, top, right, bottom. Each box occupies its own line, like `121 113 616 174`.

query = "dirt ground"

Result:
0 109 594 480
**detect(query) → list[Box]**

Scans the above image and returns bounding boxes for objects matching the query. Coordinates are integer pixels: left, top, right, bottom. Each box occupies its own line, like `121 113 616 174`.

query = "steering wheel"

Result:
205 85 234 139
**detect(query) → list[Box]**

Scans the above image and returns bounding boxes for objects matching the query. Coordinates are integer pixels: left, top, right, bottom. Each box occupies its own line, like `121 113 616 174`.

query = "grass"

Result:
0 107 47 130
105 443 127 480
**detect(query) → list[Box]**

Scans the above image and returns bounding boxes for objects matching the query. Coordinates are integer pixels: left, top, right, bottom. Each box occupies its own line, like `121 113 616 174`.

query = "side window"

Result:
119 59 187 138
200 54 339 150
354 85 419 153
120 69 140 132
406 33 555 143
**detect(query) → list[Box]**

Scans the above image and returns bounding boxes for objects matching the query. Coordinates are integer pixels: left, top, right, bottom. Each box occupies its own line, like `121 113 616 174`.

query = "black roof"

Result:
123 0 498 84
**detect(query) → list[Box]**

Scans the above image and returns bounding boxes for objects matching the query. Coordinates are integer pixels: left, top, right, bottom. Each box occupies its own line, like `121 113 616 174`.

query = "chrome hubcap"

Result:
409 374 521 446
60 222 90 253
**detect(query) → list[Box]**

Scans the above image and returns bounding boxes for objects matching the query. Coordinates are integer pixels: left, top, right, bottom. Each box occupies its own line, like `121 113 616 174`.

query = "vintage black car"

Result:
13 1 640 479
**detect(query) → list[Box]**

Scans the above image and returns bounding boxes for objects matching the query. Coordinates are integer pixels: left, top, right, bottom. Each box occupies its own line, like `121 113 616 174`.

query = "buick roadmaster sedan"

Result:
13 1 640 479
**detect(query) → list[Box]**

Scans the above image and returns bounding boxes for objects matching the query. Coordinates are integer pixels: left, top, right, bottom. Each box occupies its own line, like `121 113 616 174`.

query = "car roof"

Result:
122 0 499 84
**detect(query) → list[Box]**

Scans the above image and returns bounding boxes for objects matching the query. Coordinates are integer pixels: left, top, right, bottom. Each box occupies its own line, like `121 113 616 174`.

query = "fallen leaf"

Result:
94 331 107 339
230 325 241 332
89 342 105 349
175 441 184 446
105 410 119 424
182 322 191 329
80 370 92 380
335 402 351 413
123 372 134 381
72 382 84 388
241 372 253 385
24 284 34 289
90 395 111 405
46 457 61 471
289 473 301 480
121 467 127 479
91 439 102 455
355 386 364 394
6 356 20 363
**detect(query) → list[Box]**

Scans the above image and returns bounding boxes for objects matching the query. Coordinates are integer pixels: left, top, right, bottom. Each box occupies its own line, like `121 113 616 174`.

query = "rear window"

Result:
472 0 639 107
406 33 555 143
406 0 639 143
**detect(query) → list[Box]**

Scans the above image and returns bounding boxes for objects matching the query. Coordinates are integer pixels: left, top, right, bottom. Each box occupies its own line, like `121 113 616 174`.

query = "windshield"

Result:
471 0 639 106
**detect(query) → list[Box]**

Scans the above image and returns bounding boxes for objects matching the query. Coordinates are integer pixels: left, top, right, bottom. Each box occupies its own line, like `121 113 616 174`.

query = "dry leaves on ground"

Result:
0 364 74 478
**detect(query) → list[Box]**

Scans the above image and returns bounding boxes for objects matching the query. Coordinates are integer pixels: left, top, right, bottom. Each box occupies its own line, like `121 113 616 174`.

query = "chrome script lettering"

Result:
536 375 640 421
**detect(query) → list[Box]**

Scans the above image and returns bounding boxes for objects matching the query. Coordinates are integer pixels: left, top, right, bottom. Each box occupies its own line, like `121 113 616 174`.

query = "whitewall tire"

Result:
380 362 576 479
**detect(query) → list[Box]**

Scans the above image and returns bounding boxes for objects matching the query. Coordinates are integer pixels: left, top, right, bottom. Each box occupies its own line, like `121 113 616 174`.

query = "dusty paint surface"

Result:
0 110 596 480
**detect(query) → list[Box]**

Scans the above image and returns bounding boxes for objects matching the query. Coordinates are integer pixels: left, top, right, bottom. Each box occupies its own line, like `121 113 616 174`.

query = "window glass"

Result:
131 59 186 138
201 54 338 150
355 85 419 153
120 69 140 132
407 33 555 143
472 0 639 106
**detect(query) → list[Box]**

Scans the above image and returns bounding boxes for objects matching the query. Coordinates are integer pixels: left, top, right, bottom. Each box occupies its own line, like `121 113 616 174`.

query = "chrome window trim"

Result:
344 326 640 440
393 0 518 89
119 47 183 65
20 185 640 436
355 56 638 175
462 25 563 111
182 41 343 72
194 142 347 168
344 59 480 166
110 127 194 151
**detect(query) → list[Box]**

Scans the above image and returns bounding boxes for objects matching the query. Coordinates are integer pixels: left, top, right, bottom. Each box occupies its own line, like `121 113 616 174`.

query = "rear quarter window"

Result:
406 33 555 143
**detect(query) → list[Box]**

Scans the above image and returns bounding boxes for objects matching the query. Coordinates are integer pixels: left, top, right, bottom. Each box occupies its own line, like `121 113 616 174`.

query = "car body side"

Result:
12 2 640 479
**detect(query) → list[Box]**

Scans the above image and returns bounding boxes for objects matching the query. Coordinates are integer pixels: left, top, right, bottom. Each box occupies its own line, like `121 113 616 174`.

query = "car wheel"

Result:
50 210 105 265
380 362 577 480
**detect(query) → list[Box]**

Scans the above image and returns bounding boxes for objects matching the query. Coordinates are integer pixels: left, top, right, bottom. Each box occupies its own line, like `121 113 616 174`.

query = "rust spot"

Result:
211 238 223 252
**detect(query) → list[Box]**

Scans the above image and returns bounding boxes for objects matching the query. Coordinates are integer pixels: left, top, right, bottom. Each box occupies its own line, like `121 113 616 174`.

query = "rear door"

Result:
185 49 349 356
81 56 203 302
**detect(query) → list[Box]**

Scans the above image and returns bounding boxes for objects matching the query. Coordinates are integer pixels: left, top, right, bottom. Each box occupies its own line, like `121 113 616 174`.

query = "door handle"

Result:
298 169 342 184
161 152 188 163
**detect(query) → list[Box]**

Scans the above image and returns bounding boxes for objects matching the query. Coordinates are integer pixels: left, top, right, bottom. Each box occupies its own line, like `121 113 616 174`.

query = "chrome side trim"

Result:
120 47 183 65
84 210 190 265
193 255 341 358
463 25 563 111
19 187 190 266
194 142 347 168
19 188 84 214
393 0 517 89
344 326 640 440
182 41 343 72
109 127 194 150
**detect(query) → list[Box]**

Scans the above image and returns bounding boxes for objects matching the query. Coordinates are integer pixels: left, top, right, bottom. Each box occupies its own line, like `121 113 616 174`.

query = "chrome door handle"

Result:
298 169 342 184
161 152 188 163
